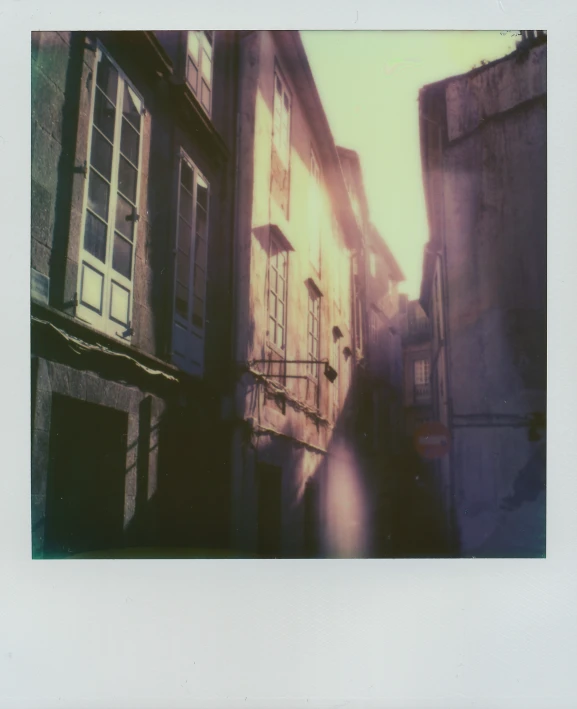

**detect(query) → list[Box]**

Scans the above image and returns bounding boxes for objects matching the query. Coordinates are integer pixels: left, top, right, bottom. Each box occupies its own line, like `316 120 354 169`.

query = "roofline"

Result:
335 146 372 235
275 31 362 249
369 223 405 282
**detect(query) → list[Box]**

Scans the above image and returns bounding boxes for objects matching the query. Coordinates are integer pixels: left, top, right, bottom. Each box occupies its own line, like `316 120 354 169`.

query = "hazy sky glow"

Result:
301 30 518 298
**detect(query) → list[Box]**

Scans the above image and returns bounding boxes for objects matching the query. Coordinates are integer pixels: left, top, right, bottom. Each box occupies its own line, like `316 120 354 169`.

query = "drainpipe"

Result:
437 136 458 557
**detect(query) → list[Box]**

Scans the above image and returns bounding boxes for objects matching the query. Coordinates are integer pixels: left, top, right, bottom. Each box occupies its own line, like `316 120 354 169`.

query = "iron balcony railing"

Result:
414 382 431 403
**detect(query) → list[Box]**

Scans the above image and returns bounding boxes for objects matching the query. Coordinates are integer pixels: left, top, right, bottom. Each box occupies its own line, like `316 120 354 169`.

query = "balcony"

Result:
404 316 431 345
414 382 431 404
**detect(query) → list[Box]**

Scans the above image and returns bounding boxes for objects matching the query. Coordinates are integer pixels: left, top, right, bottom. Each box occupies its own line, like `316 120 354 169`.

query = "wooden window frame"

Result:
267 232 289 355
76 43 144 342
309 148 322 274
186 30 214 115
170 149 210 376
272 66 291 168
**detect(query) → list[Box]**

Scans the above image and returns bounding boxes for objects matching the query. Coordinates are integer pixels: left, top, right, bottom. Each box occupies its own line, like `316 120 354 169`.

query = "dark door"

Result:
44 394 128 557
257 463 282 558
303 479 319 558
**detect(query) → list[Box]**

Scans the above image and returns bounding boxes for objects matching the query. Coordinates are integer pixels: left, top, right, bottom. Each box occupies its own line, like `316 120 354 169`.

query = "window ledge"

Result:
31 300 184 382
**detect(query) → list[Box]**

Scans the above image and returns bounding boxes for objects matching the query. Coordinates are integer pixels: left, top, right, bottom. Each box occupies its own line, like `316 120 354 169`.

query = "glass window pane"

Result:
176 251 189 285
187 59 198 92
201 52 212 84
192 296 204 328
269 316 276 341
269 292 276 319
202 31 213 51
181 161 193 193
278 275 285 300
84 211 107 263
275 76 282 95
197 178 208 208
178 218 191 256
115 194 134 241
194 235 207 269
90 128 113 180
118 156 137 203
196 205 207 240
201 81 211 110
187 31 200 62
87 169 110 221
122 84 141 132
112 233 133 279
96 54 118 103
277 300 284 326
194 266 206 298
277 325 284 350
120 119 139 165
176 283 188 318
179 184 193 223
93 89 116 141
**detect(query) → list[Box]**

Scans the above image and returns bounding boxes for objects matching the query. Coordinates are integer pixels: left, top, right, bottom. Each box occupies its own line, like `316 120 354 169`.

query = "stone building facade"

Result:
230 31 371 558
31 31 239 557
418 34 547 556
31 30 406 559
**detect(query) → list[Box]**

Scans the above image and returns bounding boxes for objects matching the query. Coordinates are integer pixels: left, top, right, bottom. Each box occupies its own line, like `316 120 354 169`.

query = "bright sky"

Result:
301 31 518 299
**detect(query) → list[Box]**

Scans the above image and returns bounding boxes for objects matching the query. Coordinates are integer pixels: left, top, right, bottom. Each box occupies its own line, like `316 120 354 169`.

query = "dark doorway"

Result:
257 463 282 558
303 479 319 558
44 394 128 557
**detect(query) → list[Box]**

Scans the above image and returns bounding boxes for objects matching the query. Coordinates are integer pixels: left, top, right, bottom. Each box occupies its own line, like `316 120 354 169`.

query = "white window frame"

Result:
267 233 288 353
171 149 210 376
76 43 144 341
414 358 431 386
272 67 291 167
186 30 214 115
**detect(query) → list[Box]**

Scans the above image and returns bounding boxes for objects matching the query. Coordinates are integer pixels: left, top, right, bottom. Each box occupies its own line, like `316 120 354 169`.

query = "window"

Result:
268 234 288 352
273 69 291 167
414 359 430 385
369 307 380 348
331 330 341 420
307 288 321 380
414 358 431 403
331 219 341 310
309 150 321 273
369 251 377 278
306 286 321 409
171 151 210 376
77 46 143 340
186 31 214 114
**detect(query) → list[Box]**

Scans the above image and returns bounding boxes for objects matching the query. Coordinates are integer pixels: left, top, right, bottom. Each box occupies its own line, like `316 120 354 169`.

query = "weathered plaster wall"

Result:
440 46 546 555
232 31 370 557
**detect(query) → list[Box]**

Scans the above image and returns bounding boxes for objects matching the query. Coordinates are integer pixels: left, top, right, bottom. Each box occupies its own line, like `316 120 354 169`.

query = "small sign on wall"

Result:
414 420 451 459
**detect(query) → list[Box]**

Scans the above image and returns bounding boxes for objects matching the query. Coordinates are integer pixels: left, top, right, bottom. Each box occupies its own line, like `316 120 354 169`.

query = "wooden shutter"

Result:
171 152 209 376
